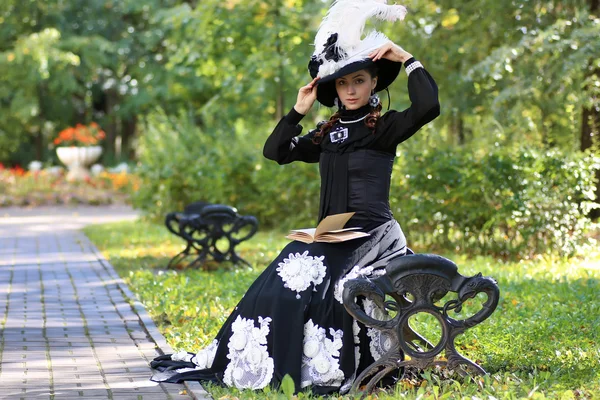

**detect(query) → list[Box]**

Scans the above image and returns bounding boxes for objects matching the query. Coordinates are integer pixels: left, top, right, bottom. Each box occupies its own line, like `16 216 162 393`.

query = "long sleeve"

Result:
263 107 321 165
376 58 441 150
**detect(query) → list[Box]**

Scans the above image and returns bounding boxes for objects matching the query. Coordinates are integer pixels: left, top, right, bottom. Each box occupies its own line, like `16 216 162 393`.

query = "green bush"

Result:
134 108 598 258
394 146 599 258
133 109 321 229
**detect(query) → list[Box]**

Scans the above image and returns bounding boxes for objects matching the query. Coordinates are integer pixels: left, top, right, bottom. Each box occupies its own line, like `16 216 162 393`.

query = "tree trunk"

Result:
581 106 600 220
122 115 137 160
276 49 285 121
540 105 549 147
451 111 465 145
581 0 599 219
580 107 597 152
36 84 46 161
274 1 284 121
34 132 43 161
104 88 119 158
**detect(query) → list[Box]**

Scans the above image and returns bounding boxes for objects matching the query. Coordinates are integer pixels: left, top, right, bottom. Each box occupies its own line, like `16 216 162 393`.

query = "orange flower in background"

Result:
11 166 26 176
111 172 129 190
53 122 106 147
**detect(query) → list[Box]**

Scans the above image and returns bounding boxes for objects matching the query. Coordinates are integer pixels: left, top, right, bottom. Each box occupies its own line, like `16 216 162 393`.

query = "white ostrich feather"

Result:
317 31 390 77
313 0 407 57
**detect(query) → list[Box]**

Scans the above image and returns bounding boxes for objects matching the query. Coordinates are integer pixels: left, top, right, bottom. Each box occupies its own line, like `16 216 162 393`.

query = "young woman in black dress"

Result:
151 1 440 394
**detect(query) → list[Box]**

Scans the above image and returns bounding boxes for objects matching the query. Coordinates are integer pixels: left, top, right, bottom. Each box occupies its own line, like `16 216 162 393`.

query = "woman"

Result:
151 1 439 394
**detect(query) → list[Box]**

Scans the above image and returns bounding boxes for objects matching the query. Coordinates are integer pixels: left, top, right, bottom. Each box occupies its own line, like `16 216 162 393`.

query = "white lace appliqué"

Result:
340 320 362 394
223 316 274 389
363 298 397 361
300 320 345 388
277 251 327 299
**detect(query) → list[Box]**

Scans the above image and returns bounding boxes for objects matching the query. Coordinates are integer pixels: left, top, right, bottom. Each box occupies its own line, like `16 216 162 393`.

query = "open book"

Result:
286 212 370 244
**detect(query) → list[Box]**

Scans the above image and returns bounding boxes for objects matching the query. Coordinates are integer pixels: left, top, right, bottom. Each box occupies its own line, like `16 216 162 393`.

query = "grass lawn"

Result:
84 219 600 399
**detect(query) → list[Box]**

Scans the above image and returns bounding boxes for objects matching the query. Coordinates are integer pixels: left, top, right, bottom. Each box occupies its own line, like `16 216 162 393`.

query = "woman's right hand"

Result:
294 77 319 115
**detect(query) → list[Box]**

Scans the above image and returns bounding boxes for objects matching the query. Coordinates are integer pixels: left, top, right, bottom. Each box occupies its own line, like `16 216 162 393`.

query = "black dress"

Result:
150 59 440 394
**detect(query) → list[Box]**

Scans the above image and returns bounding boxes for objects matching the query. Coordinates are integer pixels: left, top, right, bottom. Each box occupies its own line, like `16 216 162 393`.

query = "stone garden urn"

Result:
56 146 103 181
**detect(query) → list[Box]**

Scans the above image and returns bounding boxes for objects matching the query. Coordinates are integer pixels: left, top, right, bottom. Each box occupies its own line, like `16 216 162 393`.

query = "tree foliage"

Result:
2 0 599 160
1 0 599 228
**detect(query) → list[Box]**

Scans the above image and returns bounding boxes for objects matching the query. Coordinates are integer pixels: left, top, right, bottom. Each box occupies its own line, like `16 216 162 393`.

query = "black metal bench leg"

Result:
351 349 405 396
167 244 193 269
445 331 486 376
187 245 210 268
229 250 252 267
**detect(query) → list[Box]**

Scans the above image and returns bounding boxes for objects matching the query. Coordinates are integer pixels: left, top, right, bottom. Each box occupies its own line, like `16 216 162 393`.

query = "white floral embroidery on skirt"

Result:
223 316 274 389
193 339 219 369
300 319 345 388
277 251 327 299
363 298 397 361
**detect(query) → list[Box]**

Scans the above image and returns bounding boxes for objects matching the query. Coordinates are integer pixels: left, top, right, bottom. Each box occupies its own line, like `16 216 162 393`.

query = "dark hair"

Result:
312 64 382 145
365 64 379 79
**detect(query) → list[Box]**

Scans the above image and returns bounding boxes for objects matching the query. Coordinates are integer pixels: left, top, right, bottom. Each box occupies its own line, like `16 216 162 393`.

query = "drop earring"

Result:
369 91 380 107
334 97 345 109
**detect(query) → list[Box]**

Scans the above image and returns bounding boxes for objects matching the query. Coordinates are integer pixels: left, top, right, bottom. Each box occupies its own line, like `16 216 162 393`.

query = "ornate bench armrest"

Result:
343 277 396 331
450 274 500 329
342 253 500 395
229 215 259 244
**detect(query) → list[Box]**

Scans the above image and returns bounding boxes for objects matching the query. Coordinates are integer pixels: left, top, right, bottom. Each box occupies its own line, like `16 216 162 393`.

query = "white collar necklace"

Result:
339 114 369 124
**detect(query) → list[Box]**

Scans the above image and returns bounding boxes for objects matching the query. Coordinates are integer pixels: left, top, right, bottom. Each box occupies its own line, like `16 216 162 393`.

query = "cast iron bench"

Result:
165 201 259 268
343 250 499 395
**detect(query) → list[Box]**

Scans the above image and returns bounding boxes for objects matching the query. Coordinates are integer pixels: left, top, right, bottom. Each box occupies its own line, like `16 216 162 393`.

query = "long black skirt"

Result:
150 219 406 394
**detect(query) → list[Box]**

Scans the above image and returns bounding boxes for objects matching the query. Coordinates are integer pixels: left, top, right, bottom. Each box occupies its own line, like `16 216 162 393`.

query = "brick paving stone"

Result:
0 207 198 400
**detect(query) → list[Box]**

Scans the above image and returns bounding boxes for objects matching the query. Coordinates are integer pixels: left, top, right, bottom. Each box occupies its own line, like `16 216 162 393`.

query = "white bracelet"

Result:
405 61 424 76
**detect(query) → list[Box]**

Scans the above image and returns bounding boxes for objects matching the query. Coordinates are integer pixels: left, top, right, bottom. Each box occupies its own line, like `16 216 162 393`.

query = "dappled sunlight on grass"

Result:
85 219 600 399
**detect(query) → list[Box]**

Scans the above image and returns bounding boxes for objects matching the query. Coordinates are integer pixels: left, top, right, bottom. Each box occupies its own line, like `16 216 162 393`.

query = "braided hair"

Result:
365 102 383 131
311 111 342 145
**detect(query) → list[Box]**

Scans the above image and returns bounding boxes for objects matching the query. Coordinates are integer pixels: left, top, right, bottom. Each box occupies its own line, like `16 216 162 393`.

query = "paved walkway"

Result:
0 206 207 400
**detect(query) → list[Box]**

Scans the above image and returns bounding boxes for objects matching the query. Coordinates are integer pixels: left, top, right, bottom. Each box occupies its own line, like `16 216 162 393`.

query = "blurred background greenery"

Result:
1 0 599 258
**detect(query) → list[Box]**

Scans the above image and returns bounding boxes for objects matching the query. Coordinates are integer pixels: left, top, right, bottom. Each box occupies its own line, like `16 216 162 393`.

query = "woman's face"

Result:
335 69 378 110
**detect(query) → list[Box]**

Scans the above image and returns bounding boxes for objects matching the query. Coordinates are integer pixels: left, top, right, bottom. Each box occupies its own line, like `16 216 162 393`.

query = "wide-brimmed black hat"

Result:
309 56 402 107
308 0 408 107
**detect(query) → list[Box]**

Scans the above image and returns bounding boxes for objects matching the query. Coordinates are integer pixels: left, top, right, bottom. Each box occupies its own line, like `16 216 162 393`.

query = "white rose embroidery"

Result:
300 320 345 388
193 339 219 369
223 316 274 390
277 251 327 299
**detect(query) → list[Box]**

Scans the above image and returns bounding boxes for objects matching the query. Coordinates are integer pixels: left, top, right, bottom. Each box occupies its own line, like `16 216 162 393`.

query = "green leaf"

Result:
280 374 295 398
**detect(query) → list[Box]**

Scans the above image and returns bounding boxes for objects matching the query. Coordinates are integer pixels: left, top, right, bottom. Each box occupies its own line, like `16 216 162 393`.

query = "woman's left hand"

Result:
369 41 413 63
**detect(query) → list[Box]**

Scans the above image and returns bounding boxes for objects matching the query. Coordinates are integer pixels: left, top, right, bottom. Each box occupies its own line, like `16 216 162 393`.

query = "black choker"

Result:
339 104 372 119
